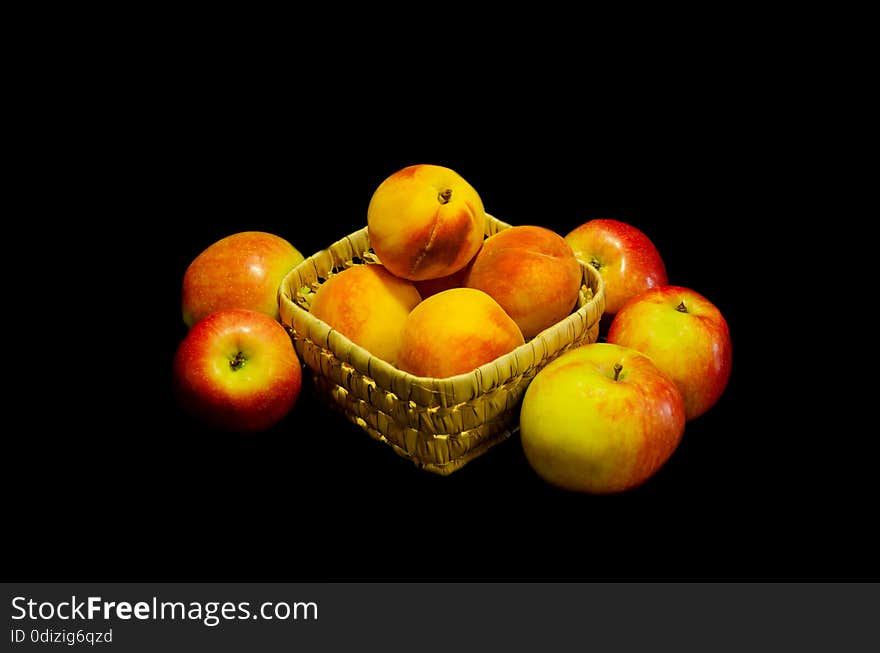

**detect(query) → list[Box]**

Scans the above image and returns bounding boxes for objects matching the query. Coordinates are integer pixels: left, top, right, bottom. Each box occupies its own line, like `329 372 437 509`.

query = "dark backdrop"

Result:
9 57 873 582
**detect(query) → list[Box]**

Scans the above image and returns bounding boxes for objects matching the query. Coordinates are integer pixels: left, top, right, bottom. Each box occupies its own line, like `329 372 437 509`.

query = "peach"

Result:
464 225 582 339
367 164 486 281
397 288 524 378
309 264 421 365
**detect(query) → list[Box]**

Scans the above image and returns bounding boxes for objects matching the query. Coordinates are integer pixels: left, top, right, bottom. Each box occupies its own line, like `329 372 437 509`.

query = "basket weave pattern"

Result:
279 215 605 474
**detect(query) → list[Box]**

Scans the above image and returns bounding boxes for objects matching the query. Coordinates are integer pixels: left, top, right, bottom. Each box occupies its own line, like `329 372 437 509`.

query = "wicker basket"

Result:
278 214 605 475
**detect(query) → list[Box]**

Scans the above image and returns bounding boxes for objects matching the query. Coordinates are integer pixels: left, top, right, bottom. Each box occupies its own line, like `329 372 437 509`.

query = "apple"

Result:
173 308 302 432
607 285 731 420
182 231 304 327
519 342 686 494
564 219 668 320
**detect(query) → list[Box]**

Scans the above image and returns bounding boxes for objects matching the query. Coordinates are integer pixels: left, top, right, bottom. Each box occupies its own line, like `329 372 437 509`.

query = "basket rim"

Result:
279 213 606 396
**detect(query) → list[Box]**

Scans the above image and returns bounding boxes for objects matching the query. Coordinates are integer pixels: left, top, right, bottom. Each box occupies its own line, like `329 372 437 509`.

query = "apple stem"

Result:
229 351 246 371
676 301 688 313
438 188 452 204
613 362 623 381
589 256 602 271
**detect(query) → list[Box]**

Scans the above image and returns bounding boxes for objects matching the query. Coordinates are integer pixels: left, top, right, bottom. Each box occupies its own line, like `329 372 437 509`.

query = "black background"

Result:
9 40 873 582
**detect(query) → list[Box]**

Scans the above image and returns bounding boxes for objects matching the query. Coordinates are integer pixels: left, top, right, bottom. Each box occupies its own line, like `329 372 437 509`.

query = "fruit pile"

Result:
172 164 731 494
314 165 586 377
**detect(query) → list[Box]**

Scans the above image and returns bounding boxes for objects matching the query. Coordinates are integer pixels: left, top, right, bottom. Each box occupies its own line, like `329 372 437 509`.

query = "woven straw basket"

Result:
278 214 605 475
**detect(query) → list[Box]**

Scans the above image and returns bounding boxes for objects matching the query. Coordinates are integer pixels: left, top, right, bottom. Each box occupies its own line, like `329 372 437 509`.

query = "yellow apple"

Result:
519 342 686 493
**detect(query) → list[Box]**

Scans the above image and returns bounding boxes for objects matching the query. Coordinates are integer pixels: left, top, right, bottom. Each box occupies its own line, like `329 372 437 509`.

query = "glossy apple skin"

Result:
564 219 668 317
607 285 731 420
173 309 302 432
520 342 686 494
182 231 304 327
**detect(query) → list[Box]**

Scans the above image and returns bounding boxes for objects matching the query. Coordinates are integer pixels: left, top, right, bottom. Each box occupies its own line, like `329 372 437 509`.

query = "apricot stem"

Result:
676 301 688 313
229 351 246 371
613 362 623 381
438 188 452 204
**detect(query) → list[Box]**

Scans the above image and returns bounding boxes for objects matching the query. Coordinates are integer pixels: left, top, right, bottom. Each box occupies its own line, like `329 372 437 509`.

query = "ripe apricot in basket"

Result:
367 164 486 281
397 287 524 378
310 264 421 366
464 225 582 339
182 231 304 327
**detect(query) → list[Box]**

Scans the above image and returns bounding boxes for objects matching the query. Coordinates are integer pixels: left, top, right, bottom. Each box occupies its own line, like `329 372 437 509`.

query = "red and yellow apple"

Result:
465 225 582 339
564 219 667 320
367 164 486 281
396 288 524 378
309 264 421 365
607 285 731 420
173 308 302 432
519 342 686 494
182 231 304 327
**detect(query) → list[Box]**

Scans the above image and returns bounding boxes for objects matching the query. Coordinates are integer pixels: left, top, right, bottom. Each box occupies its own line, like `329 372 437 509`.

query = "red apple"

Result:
564 218 668 318
173 309 302 432
181 231 304 327
607 285 731 420
520 342 686 494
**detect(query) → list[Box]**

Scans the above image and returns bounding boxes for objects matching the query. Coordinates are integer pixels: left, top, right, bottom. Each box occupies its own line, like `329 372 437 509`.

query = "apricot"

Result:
309 264 421 365
367 164 486 281
397 288 525 378
464 225 582 339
